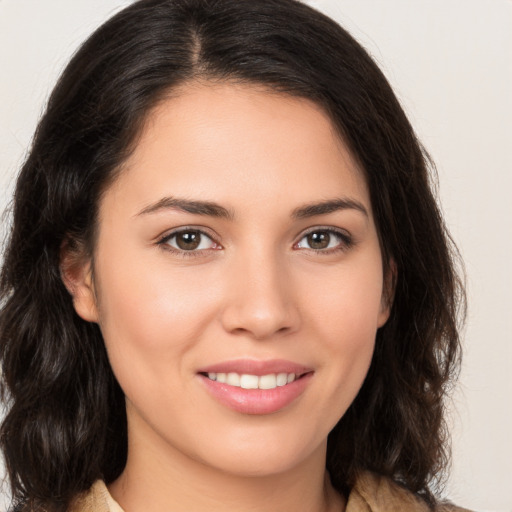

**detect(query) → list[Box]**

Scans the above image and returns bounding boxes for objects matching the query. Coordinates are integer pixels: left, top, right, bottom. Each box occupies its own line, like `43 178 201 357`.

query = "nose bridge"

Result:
220 243 299 339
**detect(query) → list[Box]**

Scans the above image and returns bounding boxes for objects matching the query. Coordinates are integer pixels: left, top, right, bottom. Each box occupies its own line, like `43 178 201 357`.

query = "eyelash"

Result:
295 227 354 254
157 227 220 259
156 226 353 258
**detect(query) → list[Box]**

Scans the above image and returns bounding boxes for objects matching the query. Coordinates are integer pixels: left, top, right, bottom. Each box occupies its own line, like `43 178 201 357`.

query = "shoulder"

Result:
7 482 123 512
69 481 119 512
347 471 473 512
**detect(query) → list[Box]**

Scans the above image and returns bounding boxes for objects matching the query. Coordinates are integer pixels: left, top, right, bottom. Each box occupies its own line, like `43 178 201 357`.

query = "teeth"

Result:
240 374 259 389
258 374 276 389
226 372 241 386
206 372 298 389
276 373 288 386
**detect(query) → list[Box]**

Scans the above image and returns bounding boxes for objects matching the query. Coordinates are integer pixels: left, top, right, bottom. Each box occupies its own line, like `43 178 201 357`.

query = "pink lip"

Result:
197 359 314 415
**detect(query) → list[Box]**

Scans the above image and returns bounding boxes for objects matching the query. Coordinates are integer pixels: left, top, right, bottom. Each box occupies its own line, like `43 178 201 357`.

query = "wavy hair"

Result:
0 0 465 510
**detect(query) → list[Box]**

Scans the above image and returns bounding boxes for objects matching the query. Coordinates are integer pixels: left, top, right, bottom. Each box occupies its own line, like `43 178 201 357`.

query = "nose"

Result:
220 250 301 340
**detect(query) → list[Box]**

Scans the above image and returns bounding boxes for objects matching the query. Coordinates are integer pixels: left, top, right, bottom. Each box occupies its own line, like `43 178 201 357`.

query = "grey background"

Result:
1 1 511 510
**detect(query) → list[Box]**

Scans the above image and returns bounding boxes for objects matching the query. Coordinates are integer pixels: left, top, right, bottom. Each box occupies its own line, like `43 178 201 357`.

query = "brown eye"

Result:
163 230 217 252
306 231 331 249
296 229 351 252
176 231 201 250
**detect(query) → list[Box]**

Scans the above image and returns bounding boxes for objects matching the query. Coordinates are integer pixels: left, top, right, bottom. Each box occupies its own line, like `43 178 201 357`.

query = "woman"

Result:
0 0 468 511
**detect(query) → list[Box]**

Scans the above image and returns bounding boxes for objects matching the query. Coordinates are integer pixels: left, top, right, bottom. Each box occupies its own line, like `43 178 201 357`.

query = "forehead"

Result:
104 81 371 218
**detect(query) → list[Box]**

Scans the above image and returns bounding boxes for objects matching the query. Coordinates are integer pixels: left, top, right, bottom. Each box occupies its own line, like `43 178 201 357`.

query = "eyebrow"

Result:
136 197 234 220
136 196 368 220
291 198 368 219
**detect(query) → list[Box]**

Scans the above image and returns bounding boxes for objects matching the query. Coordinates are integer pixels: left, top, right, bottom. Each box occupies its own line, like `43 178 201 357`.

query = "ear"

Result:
60 239 99 323
377 259 397 328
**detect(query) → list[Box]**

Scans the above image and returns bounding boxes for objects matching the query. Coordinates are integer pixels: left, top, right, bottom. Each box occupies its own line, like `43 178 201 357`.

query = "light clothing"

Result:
69 472 471 512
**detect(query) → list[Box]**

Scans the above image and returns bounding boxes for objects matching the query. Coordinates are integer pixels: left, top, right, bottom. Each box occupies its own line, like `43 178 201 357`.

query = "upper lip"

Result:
197 359 313 376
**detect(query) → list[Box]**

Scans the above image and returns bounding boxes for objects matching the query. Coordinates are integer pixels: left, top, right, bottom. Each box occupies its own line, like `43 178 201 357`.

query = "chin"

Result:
191 430 326 478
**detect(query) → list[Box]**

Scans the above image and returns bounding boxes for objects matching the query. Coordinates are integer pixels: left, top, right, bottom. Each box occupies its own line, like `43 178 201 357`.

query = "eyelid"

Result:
294 226 353 252
156 226 222 256
155 225 353 257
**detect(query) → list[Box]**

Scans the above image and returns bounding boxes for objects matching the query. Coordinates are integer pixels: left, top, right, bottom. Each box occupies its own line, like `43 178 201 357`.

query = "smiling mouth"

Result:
198 368 313 414
201 372 304 390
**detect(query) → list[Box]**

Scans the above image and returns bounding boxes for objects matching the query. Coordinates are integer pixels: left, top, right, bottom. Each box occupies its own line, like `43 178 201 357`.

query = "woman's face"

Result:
72 82 390 477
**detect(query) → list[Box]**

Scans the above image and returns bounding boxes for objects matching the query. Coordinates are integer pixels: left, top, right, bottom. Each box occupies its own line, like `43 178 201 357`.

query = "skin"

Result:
64 82 391 512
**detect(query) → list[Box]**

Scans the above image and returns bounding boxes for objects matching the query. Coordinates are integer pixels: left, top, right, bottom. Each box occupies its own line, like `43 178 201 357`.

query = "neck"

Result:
109 415 345 512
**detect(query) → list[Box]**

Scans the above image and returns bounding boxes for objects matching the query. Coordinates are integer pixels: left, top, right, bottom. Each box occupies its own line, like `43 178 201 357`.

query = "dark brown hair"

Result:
0 0 465 510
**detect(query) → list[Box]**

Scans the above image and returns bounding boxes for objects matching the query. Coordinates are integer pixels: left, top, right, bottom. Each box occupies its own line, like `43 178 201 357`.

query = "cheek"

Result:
92 243 224 383
305 253 385 342
302 254 383 403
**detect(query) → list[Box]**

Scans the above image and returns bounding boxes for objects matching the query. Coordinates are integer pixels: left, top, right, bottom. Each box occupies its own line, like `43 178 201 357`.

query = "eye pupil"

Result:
307 232 330 249
176 231 201 250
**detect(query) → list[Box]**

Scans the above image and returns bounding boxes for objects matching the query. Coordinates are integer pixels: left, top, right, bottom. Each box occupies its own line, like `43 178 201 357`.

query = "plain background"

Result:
0 1 511 511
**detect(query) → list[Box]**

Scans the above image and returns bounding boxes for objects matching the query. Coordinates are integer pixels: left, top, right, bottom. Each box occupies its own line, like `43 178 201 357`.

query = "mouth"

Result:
197 360 314 415
200 371 305 390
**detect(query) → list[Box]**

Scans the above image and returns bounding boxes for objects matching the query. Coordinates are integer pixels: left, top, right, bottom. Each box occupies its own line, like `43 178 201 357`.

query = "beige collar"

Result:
70 472 469 512
347 471 430 511
70 480 123 512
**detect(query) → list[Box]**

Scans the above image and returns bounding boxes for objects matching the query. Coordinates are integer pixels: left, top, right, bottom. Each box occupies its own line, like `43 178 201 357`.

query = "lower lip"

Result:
199 373 313 415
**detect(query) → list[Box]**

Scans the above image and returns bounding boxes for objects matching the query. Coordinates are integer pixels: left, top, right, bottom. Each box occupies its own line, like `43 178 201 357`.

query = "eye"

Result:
295 229 352 252
159 229 219 252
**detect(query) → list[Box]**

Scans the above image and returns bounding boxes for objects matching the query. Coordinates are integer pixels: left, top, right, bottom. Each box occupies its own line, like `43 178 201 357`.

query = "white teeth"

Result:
276 373 288 386
206 372 298 389
240 374 259 389
226 372 241 386
258 374 277 389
